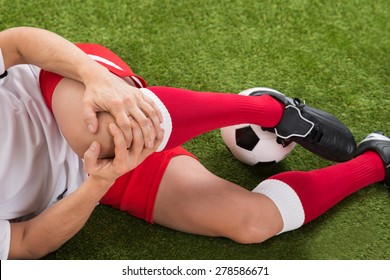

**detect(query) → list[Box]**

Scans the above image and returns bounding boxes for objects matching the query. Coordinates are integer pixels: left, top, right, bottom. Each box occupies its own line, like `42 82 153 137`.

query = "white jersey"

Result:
0 49 87 259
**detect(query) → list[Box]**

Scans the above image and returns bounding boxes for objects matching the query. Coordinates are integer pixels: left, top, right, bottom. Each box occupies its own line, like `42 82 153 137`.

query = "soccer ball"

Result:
220 87 296 166
221 124 296 165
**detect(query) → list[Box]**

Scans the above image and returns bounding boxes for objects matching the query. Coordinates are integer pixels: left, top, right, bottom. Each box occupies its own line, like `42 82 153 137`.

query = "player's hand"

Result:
83 122 163 187
125 117 164 168
82 72 163 149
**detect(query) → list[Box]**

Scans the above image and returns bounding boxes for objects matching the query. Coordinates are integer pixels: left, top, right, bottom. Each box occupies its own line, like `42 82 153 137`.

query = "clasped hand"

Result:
84 120 163 186
81 72 165 185
82 72 164 148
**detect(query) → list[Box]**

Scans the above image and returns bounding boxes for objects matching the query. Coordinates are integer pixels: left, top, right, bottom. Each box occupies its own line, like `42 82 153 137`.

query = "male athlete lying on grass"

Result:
1 27 388 259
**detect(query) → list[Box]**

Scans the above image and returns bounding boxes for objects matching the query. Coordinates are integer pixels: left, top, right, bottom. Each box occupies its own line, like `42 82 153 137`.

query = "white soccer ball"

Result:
220 87 296 165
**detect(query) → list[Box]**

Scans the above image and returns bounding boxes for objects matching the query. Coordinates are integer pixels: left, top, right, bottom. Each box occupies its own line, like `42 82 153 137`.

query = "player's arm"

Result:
8 174 113 259
0 27 108 85
0 26 163 148
7 122 162 259
7 125 121 259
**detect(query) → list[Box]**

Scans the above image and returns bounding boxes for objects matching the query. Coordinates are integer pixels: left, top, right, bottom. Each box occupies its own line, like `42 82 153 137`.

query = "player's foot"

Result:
356 132 390 188
249 88 357 162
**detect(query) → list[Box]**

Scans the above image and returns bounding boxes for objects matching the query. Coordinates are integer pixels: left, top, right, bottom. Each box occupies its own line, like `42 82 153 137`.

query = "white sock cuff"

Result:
140 88 172 152
253 179 305 234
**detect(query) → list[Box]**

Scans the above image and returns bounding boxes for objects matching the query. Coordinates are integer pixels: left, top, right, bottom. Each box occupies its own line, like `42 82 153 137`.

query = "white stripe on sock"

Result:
253 179 305 234
140 88 172 152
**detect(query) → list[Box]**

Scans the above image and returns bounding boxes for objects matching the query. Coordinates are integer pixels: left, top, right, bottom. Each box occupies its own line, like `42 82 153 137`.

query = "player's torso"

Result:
0 65 86 221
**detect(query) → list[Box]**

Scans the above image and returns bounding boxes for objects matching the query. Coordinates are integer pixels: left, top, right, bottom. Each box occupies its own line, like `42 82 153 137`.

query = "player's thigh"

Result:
52 78 115 158
153 155 283 243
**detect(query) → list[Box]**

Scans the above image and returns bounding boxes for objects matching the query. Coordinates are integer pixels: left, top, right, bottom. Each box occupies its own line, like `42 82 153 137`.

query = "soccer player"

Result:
1 27 389 259
0 27 163 260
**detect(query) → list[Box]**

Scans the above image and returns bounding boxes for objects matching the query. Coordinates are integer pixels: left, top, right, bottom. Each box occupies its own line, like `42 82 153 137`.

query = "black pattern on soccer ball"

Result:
235 126 259 151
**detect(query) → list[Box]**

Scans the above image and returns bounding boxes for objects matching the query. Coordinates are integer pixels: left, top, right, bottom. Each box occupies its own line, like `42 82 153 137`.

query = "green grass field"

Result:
2 0 389 260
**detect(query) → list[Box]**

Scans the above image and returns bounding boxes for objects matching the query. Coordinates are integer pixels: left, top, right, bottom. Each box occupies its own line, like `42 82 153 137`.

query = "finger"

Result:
83 141 101 173
83 105 99 134
138 128 164 162
140 94 164 139
153 128 165 150
108 100 133 147
128 120 144 157
125 116 134 148
110 122 145 176
141 93 163 122
108 123 128 167
114 111 133 147
127 107 155 149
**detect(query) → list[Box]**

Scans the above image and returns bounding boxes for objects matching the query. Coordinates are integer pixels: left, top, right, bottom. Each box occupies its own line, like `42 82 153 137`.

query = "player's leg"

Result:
153 154 283 243
152 133 389 242
249 132 389 234
99 145 283 243
40 43 356 162
45 74 284 159
145 86 356 162
48 75 355 163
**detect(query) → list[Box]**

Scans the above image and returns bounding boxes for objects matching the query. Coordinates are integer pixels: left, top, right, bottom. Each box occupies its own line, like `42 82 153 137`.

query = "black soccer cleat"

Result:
356 132 390 189
249 88 357 162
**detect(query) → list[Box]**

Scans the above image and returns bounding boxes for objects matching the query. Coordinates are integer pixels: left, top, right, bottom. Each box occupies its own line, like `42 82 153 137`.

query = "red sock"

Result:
253 151 385 233
147 86 284 150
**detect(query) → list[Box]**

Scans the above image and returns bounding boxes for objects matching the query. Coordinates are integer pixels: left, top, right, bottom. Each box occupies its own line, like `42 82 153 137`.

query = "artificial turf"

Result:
1 0 389 260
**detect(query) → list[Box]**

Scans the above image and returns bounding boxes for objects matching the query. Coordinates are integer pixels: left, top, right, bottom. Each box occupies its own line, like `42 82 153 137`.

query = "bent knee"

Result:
223 212 281 244
229 225 275 244
80 112 116 159
52 78 115 159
